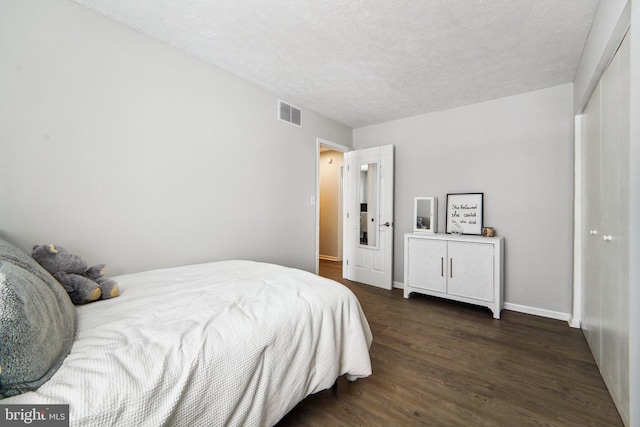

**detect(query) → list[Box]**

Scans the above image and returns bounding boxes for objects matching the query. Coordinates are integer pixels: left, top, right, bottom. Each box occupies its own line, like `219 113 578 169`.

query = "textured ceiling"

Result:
70 0 600 128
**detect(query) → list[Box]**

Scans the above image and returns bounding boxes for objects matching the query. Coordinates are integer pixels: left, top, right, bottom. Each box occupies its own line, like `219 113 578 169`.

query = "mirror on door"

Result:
359 162 378 247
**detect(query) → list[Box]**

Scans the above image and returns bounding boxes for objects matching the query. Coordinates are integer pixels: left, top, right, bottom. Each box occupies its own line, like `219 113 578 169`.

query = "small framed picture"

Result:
413 196 437 233
446 193 483 235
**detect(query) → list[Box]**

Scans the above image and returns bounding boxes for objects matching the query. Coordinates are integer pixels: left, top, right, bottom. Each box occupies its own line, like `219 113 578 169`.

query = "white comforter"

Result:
5 260 373 426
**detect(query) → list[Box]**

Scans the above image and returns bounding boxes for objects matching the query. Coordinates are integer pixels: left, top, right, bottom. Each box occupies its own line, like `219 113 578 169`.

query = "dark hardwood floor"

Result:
277 260 623 426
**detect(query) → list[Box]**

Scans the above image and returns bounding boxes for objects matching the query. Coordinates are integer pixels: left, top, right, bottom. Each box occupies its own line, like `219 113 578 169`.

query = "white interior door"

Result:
344 145 394 289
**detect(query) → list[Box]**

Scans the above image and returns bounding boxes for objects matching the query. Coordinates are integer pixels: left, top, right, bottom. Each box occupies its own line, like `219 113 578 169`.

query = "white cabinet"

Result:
404 233 503 319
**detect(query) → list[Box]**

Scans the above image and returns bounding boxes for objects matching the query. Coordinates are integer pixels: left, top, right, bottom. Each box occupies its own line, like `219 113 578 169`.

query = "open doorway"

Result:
319 148 343 261
315 138 350 275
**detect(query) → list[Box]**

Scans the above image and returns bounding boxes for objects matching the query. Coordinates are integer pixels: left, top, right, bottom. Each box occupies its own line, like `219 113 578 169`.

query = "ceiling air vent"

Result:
278 99 302 127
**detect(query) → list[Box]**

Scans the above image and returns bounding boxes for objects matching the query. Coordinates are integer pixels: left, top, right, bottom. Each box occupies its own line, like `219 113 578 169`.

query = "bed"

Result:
0 237 373 426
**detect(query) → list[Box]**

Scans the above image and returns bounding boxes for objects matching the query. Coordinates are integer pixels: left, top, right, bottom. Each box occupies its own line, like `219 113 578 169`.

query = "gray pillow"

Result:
0 237 76 398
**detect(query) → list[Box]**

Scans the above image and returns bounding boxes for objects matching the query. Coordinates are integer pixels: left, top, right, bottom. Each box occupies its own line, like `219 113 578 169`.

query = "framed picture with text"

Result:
446 193 483 235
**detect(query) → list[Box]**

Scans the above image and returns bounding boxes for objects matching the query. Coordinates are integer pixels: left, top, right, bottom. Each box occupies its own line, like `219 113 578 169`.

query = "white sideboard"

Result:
404 233 504 319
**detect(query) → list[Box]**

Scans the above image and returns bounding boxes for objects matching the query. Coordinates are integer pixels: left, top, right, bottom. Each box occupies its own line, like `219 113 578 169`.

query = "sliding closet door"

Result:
581 82 602 366
581 32 630 424
599 32 630 420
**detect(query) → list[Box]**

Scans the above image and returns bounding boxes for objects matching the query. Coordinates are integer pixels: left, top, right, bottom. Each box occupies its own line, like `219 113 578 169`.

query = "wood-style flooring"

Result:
277 260 623 426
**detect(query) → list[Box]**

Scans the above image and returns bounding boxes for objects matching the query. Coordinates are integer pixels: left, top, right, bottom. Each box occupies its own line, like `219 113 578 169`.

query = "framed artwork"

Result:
446 193 483 235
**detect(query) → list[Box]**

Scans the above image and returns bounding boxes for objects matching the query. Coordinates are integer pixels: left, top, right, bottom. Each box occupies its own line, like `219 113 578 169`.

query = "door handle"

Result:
381 222 392 227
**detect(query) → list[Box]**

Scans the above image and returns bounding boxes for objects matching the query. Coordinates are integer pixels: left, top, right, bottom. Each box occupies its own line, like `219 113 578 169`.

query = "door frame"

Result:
315 138 350 275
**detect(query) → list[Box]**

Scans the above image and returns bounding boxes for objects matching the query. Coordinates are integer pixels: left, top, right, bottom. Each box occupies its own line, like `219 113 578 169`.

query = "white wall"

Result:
0 0 352 275
354 84 575 317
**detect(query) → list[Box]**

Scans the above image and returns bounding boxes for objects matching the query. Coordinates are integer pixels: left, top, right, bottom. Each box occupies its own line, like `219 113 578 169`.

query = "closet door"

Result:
599 32 630 418
581 82 602 365
581 32 630 424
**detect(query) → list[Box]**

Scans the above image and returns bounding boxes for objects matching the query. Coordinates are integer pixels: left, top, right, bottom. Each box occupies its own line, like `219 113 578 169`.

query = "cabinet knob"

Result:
603 235 613 242
589 230 598 235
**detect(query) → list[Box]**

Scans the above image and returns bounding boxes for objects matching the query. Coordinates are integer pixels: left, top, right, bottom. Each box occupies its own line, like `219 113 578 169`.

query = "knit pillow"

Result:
0 237 76 398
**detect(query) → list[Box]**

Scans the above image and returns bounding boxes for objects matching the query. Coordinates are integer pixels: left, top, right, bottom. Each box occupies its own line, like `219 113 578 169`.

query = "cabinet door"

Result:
406 238 446 292
447 242 494 302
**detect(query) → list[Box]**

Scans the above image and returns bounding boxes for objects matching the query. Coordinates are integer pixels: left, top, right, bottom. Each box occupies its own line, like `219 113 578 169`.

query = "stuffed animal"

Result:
32 244 119 305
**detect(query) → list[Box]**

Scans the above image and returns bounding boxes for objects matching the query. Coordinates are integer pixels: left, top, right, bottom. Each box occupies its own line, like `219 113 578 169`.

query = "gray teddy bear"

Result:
32 244 120 305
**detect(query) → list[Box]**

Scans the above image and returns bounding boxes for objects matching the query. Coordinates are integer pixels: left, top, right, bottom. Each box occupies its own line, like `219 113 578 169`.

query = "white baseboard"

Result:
319 255 339 262
393 282 575 325
503 302 572 323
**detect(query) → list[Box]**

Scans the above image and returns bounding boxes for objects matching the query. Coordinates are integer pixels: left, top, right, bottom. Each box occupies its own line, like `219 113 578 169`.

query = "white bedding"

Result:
5 260 373 426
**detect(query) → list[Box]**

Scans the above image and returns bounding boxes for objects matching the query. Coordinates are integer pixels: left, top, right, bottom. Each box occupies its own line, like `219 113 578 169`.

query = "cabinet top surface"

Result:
405 232 503 243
